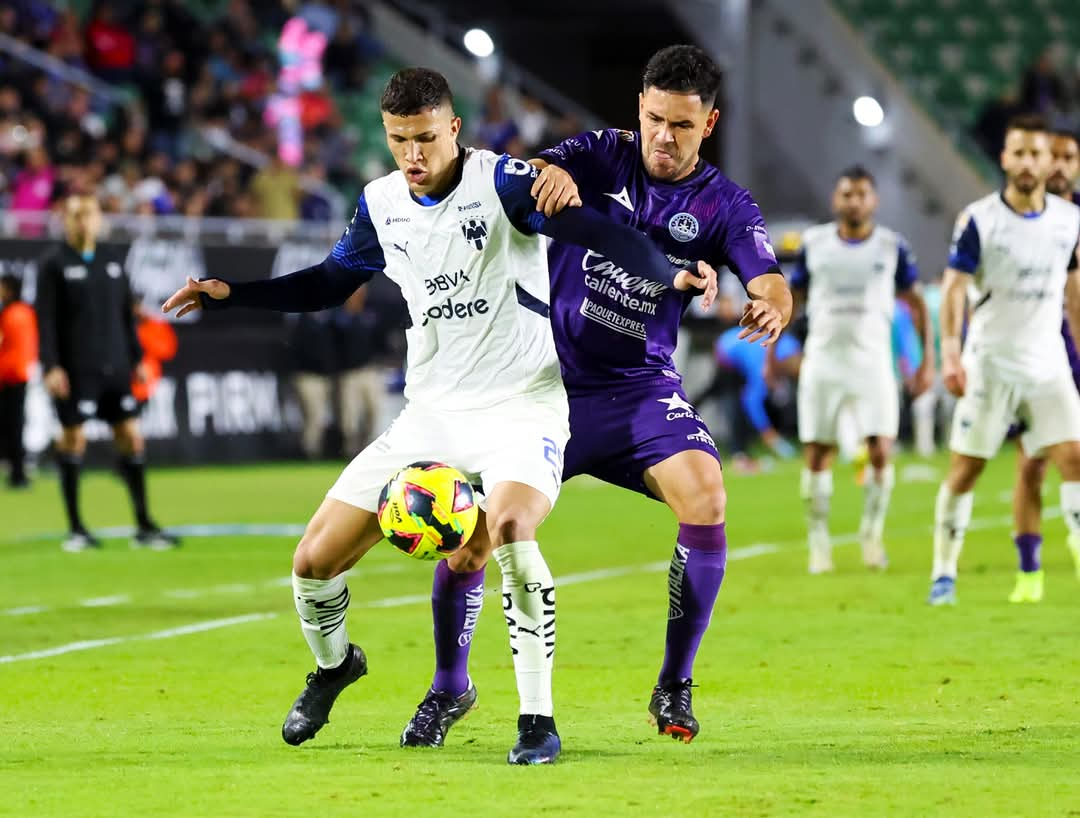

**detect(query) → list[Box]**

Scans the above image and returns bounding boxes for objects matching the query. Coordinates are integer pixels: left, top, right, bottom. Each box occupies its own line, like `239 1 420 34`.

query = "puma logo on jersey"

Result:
393 241 410 259
424 270 471 296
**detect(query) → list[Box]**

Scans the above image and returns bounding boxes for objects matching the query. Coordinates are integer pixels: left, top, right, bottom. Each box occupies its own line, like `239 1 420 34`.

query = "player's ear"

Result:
702 108 720 138
450 115 462 139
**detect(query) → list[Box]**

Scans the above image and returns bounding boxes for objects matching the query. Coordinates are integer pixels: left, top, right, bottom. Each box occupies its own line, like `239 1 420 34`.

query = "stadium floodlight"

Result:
853 95 885 128
463 28 495 58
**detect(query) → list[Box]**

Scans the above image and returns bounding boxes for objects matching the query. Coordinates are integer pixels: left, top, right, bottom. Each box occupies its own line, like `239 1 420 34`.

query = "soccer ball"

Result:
377 461 479 560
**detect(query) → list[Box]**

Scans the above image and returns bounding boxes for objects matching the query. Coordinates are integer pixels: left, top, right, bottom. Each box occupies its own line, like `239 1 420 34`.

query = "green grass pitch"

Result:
3 453 1080 817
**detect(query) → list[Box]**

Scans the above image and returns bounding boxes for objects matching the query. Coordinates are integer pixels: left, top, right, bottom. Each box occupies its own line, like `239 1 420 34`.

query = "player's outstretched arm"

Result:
939 267 968 397
738 273 792 347
163 195 385 318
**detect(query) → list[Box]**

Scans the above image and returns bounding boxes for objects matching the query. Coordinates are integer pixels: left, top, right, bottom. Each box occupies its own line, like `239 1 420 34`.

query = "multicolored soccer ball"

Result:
377 461 479 560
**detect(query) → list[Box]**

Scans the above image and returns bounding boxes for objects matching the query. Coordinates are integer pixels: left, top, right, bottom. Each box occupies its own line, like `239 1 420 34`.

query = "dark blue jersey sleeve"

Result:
493 153 681 288
205 195 385 312
895 237 919 291
948 214 980 274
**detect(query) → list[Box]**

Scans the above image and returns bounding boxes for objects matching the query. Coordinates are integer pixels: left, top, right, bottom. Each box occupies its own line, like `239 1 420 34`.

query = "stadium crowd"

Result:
0 0 579 224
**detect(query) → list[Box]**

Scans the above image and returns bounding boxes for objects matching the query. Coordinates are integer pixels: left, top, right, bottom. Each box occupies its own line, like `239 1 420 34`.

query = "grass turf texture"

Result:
3 453 1080 817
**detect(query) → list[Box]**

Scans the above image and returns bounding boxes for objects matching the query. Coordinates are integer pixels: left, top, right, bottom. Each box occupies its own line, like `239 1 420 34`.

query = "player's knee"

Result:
1054 444 1080 481
866 437 891 469
293 525 346 580
58 426 86 455
486 509 537 548
676 482 727 525
1017 456 1048 492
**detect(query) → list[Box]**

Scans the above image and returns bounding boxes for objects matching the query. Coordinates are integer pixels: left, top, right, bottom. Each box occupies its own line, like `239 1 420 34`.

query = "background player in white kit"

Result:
162 68 716 764
790 166 934 574
930 114 1080 606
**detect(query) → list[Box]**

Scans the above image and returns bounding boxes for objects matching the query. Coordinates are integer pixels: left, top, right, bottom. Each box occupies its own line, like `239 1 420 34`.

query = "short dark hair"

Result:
0 274 22 301
642 45 722 108
838 164 876 186
1005 113 1049 135
1050 128 1080 146
380 68 453 116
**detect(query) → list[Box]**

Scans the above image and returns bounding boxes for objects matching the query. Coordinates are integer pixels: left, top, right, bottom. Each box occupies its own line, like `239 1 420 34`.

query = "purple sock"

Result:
658 523 728 685
431 560 485 695
1014 533 1042 573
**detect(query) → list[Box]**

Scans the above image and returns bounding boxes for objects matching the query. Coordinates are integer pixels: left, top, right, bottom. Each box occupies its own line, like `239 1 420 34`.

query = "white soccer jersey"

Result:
358 149 564 410
949 192 1080 383
792 222 918 370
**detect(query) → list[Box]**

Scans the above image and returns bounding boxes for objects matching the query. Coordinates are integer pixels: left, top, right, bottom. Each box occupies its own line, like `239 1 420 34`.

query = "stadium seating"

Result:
833 0 1079 126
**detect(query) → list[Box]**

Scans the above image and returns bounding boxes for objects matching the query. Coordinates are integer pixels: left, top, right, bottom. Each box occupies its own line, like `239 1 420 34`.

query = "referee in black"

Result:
36 194 177 551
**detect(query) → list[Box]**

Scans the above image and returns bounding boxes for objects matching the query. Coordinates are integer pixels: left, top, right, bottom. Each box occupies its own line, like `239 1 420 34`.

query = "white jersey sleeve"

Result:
952 192 1080 383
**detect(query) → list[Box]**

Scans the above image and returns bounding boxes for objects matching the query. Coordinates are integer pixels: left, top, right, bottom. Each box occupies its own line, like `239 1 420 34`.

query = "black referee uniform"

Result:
36 241 175 549
36 243 142 427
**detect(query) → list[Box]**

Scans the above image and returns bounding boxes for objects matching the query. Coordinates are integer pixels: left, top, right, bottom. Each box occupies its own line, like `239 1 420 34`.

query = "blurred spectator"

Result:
11 146 56 213
515 95 550 154
0 273 39 488
131 301 178 407
252 153 301 220
1020 50 1066 114
84 2 135 83
289 312 336 459
334 288 388 454
973 89 1024 162
140 48 189 158
473 86 524 156
300 163 332 222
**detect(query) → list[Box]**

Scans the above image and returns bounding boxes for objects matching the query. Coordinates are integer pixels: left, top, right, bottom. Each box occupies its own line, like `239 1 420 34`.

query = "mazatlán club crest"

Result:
668 212 699 242
461 218 489 251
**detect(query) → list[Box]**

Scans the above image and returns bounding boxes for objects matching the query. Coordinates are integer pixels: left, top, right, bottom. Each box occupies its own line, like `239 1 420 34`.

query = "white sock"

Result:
493 540 555 717
1060 482 1080 542
861 463 895 543
292 572 351 669
801 469 833 553
932 485 974 580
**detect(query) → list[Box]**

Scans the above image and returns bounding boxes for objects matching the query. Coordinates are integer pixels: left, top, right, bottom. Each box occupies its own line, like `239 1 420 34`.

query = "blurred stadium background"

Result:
4 2 1080 816
11 0 1076 466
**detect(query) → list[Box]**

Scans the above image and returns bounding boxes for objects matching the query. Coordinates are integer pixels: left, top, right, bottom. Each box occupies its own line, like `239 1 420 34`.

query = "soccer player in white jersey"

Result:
162 68 718 763
790 166 934 573
929 114 1080 606
1005 128 1080 602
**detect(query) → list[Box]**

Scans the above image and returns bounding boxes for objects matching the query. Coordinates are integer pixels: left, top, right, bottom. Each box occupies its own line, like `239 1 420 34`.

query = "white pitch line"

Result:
0 613 277 664
79 595 132 608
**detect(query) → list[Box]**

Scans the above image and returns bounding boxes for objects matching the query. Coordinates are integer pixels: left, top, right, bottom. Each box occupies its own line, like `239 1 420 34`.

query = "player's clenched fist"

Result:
530 164 582 217
942 359 966 397
161 277 231 318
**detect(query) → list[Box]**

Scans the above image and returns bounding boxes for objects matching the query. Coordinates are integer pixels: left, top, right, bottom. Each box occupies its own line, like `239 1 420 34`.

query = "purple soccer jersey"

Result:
540 129 782 493
539 128 780 393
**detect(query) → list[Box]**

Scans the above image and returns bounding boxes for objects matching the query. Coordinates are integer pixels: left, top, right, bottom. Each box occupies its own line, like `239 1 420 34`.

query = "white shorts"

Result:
326 393 570 512
797 365 899 444
949 365 1080 459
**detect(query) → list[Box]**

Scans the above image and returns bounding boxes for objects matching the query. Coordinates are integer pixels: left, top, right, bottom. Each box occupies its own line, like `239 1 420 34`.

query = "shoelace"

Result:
660 681 696 713
410 692 452 733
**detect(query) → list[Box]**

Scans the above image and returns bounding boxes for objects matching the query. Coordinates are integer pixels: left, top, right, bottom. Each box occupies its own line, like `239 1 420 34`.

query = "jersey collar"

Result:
998 190 1046 219
409 147 466 207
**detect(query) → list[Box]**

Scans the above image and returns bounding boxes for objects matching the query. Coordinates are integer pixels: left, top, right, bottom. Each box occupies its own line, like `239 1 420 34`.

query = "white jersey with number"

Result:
950 192 1080 384
362 148 564 411
796 222 916 372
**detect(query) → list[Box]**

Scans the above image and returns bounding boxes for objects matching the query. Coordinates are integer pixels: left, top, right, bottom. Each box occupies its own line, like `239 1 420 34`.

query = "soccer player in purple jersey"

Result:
528 45 792 741
1009 128 1080 601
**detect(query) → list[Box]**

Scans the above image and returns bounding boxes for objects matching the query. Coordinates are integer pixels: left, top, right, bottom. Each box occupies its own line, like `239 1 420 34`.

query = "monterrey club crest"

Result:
461 218 489 251
668 212 699 242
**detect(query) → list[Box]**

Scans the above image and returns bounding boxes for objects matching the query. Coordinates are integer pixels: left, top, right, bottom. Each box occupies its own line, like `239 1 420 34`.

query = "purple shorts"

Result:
563 380 721 499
